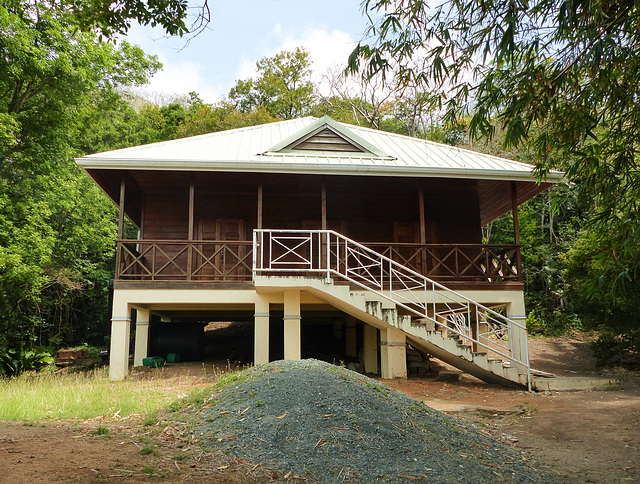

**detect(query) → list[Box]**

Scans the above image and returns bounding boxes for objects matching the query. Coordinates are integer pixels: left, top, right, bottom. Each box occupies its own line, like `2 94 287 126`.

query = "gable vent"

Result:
290 128 366 153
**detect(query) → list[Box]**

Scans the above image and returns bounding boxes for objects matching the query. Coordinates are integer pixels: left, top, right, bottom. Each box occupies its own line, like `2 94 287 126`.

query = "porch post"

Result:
133 308 150 367
188 176 195 240
283 289 301 360
321 181 328 269
418 188 426 244
117 176 126 239
380 327 407 379
419 187 427 273
511 181 523 277
254 295 270 365
115 176 126 278
321 182 327 230
188 177 195 280
109 291 131 381
363 324 378 373
257 179 263 229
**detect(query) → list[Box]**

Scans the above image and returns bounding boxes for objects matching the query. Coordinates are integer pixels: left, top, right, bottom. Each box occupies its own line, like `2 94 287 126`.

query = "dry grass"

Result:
0 367 216 422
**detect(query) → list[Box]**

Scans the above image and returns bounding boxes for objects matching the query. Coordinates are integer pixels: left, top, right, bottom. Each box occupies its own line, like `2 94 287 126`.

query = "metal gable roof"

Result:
76 116 564 183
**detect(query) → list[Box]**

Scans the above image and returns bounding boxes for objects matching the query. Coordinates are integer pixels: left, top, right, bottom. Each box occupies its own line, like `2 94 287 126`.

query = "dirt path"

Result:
1 334 638 483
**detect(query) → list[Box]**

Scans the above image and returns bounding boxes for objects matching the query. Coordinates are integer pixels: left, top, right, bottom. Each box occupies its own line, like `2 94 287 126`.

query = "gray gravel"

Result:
193 359 562 483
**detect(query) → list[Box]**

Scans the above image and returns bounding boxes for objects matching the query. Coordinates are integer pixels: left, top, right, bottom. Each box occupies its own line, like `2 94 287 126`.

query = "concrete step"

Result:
532 376 622 391
307 278 529 387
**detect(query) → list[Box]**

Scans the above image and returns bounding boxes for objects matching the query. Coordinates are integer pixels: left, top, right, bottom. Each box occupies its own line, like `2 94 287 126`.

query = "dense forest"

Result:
1 2 638 373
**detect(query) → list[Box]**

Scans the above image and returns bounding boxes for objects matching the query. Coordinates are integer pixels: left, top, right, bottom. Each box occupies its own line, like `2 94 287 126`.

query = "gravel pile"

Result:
194 359 560 483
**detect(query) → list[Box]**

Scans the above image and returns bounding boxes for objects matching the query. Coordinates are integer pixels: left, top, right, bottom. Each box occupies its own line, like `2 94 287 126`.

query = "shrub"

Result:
0 348 54 378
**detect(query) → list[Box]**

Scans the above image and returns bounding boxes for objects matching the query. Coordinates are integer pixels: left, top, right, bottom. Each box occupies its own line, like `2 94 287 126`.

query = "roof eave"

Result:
75 157 564 183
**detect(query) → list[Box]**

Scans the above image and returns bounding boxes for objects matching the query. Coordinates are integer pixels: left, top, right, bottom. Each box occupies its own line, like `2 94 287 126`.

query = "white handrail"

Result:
253 229 530 382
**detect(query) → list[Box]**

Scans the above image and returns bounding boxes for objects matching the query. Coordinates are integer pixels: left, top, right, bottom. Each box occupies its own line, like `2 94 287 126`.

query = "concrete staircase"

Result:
254 275 530 388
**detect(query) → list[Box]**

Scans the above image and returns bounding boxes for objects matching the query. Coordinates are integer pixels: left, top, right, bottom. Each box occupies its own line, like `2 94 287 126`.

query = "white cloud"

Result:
143 55 224 103
125 20 363 105
235 57 259 81
279 28 357 77
232 26 358 94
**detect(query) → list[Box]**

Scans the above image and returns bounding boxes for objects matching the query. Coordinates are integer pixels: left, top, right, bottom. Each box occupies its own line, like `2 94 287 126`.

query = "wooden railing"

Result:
367 243 521 282
115 239 520 283
116 240 254 281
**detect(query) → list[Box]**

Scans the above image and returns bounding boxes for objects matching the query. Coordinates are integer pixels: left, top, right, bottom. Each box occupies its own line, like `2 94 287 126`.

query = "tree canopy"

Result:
48 0 207 37
350 0 640 261
229 47 315 120
0 3 160 352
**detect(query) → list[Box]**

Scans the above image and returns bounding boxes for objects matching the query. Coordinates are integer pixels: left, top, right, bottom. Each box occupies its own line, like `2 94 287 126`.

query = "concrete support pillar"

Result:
283 290 301 360
380 327 407 379
476 319 489 352
133 308 150 367
507 293 528 364
109 293 131 381
254 296 270 365
363 324 378 374
345 317 357 358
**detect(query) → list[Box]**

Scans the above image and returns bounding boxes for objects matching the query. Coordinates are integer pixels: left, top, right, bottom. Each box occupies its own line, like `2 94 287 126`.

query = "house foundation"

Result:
380 327 407 379
363 324 379 373
254 296 270 365
133 308 150 366
283 290 302 360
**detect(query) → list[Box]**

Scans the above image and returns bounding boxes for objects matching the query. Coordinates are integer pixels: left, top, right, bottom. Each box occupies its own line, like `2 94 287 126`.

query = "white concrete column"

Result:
345 317 357 358
109 292 131 381
380 327 407 379
506 293 528 365
283 289 301 360
363 324 378 374
254 296 270 365
133 308 150 367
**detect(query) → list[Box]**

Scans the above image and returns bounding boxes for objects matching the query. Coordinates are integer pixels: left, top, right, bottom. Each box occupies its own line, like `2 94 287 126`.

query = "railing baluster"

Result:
326 231 331 282
151 244 156 281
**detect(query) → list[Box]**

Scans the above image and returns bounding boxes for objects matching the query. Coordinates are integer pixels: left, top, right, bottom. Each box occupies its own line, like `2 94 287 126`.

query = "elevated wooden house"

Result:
76 116 562 387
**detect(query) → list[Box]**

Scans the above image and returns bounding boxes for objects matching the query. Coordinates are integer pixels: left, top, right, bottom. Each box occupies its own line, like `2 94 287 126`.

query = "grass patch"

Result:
166 386 214 413
140 444 158 456
0 364 249 422
165 366 248 414
0 368 182 421
143 409 159 426
92 426 110 436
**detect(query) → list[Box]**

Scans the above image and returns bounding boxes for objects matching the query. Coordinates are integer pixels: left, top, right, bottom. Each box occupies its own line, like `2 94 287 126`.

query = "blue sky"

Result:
125 1 372 103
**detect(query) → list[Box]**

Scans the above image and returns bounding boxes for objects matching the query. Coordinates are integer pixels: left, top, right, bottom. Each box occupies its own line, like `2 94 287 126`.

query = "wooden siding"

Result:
144 190 189 240
425 178 482 244
262 176 323 230
131 172 484 247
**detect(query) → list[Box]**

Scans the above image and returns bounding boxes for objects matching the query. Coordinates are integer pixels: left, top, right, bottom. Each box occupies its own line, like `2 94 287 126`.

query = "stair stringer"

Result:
254 276 528 388
398 322 526 388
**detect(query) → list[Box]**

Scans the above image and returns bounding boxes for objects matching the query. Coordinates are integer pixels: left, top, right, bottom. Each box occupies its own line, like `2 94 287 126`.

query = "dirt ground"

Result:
0 333 638 483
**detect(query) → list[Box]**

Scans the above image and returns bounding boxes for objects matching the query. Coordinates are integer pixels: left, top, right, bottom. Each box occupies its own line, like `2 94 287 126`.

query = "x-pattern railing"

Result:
346 245 383 289
271 234 313 267
369 243 520 281
117 240 253 281
253 230 529 377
